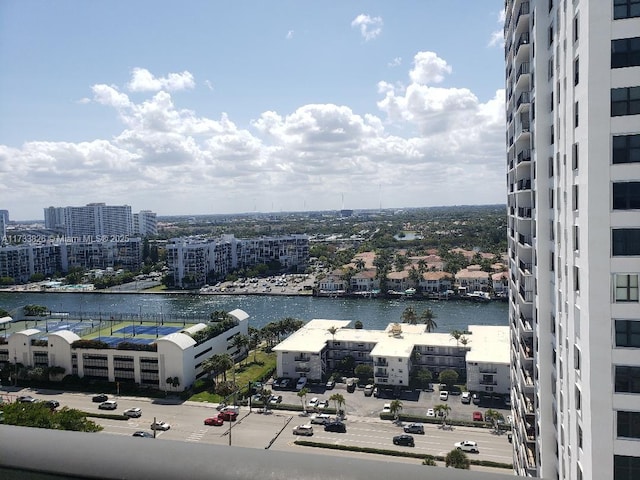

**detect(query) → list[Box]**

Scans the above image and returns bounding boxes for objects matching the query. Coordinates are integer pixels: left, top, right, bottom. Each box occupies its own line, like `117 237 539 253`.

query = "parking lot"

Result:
267 378 511 425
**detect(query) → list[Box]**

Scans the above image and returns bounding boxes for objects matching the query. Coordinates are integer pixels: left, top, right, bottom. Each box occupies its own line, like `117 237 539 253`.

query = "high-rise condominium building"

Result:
44 203 133 237
505 1 640 479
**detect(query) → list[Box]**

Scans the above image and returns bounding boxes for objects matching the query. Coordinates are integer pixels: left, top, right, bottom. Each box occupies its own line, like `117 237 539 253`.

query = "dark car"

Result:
403 423 425 434
324 421 346 433
44 400 60 410
92 394 108 403
132 431 154 438
393 434 415 447
346 382 356 393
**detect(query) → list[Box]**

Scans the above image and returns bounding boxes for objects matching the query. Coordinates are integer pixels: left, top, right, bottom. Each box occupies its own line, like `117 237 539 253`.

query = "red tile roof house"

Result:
455 266 491 293
420 271 455 293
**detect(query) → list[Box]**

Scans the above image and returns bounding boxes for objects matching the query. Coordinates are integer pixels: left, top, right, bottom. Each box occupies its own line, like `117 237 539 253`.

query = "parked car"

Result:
44 400 60 410
132 431 154 438
269 395 283 405
272 378 282 389
325 378 335 390
18 396 37 403
364 384 374 397
218 411 238 421
92 394 108 403
204 416 224 426
279 378 292 390
124 407 142 418
382 403 391 414
317 400 329 409
98 400 118 410
310 413 332 425
150 421 171 431
472 393 481 405
454 440 479 453
295 377 308 391
324 421 346 433
473 411 484 422
307 397 319 408
220 405 240 414
426 408 435 417
403 423 425 434
292 424 314 436
439 391 449 401
346 381 356 393
461 392 471 404
373 387 379 398
393 434 415 447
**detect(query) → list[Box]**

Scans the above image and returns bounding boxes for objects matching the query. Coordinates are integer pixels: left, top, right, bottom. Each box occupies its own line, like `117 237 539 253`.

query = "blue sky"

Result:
0 0 506 220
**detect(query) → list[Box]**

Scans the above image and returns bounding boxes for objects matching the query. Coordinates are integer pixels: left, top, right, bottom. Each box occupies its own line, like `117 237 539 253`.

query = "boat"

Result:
466 291 491 303
404 288 416 296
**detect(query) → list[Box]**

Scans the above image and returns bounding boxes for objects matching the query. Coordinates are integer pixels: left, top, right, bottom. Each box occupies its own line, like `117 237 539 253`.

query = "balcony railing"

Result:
517 179 532 191
375 371 389 378
518 234 532 245
374 360 388 367
295 366 311 373
480 380 498 386
518 207 532 218
517 149 531 164
294 356 311 362
516 62 530 81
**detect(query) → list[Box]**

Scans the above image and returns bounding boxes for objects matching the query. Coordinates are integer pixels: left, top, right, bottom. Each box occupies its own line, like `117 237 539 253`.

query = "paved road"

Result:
2 387 513 468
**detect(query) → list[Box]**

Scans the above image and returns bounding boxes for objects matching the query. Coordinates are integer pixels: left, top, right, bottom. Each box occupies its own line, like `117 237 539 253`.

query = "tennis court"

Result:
114 325 182 336
98 336 156 346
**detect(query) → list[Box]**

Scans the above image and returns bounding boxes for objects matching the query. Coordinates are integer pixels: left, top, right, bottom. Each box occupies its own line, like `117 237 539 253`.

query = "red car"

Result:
204 417 224 426
218 411 238 421
472 411 484 422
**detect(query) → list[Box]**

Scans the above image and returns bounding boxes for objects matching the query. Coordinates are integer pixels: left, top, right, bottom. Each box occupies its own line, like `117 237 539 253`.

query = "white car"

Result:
307 397 319 408
461 392 471 404
439 391 449 401
382 403 391 414
317 400 329 409
310 413 332 425
296 377 308 391
292 424 314 436
454 440 479 453
123 407 142 418
150 421 171 431
426 408 435 417
98 400 118 410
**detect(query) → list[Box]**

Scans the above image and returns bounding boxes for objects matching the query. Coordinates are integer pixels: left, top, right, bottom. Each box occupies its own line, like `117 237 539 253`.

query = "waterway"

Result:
0 291 508 333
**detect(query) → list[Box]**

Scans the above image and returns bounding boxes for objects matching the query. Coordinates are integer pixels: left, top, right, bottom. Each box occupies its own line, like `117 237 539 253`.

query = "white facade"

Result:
505 1 640 479
274 320 510 393
133 210 158 236
0 309 249 391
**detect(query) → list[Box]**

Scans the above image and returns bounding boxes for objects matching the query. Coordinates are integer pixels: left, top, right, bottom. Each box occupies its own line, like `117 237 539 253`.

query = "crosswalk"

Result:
186 429 207 442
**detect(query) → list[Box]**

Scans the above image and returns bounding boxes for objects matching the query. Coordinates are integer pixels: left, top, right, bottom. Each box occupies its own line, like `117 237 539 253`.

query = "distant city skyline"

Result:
0 1 506 220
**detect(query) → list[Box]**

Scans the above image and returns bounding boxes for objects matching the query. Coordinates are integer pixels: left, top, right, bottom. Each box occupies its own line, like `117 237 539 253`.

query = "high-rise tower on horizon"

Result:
505 1 640 479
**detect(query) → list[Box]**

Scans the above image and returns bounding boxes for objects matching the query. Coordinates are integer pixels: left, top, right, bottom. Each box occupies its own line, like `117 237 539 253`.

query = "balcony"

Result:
295 366 311 373
516 2 530 28
518 233 532 246
480 379 498 386
516 62 530 82
516 33 530 56
518 260 532 273
517 179 531 191
517 92 530 109
374 360 388 367
519 286 533 302
375 370 389 378
517 149 531 164
517 207 532 218
294 356 311 362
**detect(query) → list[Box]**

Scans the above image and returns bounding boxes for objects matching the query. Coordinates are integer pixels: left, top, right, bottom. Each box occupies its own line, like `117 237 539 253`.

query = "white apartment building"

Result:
133 210 158 236
44 203 145 238
0 309 249 391
505 1 640 479
273 320 510 394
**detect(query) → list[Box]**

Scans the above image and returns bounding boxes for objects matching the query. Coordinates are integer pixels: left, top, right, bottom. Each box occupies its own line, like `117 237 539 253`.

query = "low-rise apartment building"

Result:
273 320 510 394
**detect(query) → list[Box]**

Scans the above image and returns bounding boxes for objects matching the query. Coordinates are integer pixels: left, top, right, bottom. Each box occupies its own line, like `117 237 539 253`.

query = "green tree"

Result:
354 364 373 382
354 320 363 329
231 334 250 364
2 402 102 432
434 403 451 426
297 387 309 411
389 399 403 422
422 455 437 467
420 308 438 332
438 369 459 389
337 355 355 375
329 393 345 415
484 408 504 431
401 306 418 325
450 329 463 347
409 368 433 390
327 325 339 341
445 448 470 469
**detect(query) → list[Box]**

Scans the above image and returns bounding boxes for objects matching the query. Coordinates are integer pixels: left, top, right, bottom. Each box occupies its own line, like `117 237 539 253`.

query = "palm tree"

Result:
202 355 221 382
355 259 365 271
389 399 403 422
401 306 418 325
231 334 249 364
327 326 339 342
259 388 272 411
434 403 451 426
450 329 463 347
248 327 261 363
484 409 504 431
329 393 345 417
218 353 234 382
459 336 471 349
297 387 309 412
420 308 438 332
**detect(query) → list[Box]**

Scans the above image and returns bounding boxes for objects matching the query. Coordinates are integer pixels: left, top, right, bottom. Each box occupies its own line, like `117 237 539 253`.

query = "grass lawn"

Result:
189 349 276 403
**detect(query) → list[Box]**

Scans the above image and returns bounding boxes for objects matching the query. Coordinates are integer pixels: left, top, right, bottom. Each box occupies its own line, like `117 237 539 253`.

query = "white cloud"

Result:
0 63 507 218
286 30 294 40
388 57 402 68
488 10 506 47
351 14 383 41
127 68 195 92
204 80 214 91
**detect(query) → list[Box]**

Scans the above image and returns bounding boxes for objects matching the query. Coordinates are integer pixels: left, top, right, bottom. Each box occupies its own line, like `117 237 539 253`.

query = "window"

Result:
615 365 640 393
548 57 554 79
612 37 640 68
611 87 640 117
551 125 555 144
549 156 554 177
574 57 579 85
613 229 640 255
573 15 579 43
574 266 580 292
578 424 583 449
614 182 640 209
614 0 640 20
575 387 582 411
613 134 640 164
616 320 640 347
618 411 640 438
614 455 640 480
572 143 579 169
573 185 579 210
549 24 554 46
573 225 579 251
575 101 579 127
615 274 639 302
